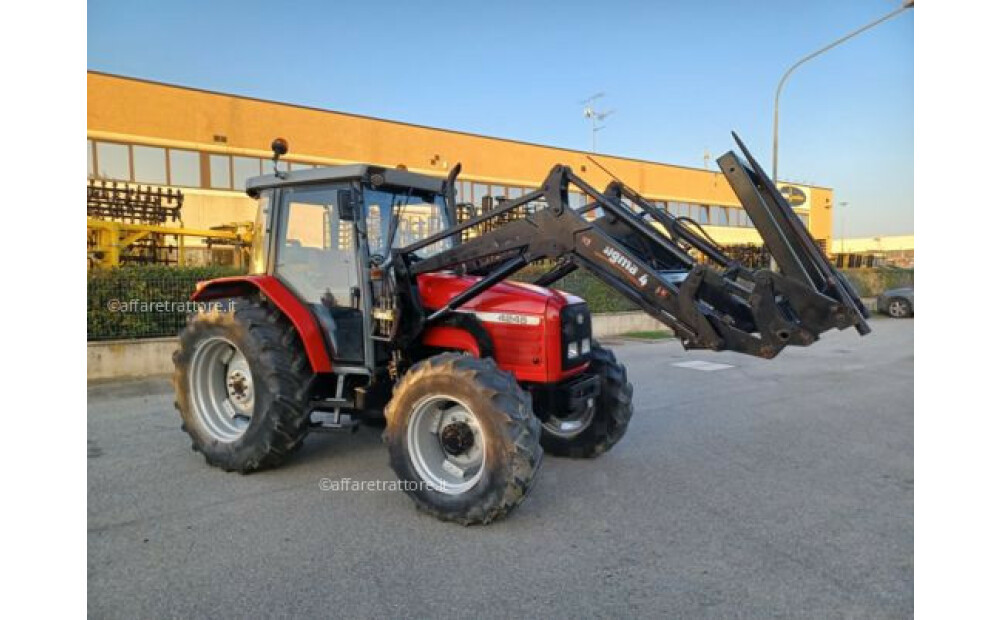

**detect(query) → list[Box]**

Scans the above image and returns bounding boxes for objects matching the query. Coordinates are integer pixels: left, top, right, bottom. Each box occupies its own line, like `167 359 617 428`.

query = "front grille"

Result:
560 303 592 369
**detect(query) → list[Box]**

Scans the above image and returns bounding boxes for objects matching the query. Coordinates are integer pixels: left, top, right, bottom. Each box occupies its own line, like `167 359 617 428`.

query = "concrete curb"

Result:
88 302 880 381
88 337 176 381
87 311 670 381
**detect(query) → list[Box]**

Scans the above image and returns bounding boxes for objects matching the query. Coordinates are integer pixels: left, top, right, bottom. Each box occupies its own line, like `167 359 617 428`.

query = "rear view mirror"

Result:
337 189 357 221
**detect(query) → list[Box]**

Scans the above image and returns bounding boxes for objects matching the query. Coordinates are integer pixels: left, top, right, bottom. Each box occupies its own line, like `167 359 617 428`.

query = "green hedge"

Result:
516 266 914 310
841 268 914 298
88 265 244 341
87 264 911 341
512 265 637 314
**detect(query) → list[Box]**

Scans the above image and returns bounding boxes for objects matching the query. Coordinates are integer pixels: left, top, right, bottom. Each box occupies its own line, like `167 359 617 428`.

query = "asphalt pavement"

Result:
88 317 913 619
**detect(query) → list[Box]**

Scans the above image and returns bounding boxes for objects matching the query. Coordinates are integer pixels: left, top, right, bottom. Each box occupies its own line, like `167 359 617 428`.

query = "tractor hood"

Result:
416 272 582 318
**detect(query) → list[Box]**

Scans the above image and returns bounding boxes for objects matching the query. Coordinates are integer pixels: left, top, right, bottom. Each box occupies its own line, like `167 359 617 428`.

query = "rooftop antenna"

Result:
703 148 712 170
580 93 615 152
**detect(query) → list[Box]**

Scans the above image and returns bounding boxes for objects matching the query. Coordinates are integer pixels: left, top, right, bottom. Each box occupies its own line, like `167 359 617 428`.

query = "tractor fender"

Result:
421 312 495 359
190 275 333 373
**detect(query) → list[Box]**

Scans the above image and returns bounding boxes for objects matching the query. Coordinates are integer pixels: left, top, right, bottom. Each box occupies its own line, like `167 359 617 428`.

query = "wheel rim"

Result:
541 400 596 439
189 336 255 442
889 300 907 317
406 395 486 495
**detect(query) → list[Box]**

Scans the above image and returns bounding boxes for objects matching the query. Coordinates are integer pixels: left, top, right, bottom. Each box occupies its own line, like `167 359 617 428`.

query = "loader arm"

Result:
393 134 869 359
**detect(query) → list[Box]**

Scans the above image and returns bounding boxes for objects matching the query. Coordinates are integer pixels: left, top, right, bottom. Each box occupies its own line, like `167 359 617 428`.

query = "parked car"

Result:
876 287 914 318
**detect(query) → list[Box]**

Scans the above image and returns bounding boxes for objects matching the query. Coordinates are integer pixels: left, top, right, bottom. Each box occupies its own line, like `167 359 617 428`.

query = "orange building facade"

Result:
87 71 833 264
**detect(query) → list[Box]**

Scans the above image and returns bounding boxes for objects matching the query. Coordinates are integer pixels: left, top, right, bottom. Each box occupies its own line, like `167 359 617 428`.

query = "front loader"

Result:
173 134 868 525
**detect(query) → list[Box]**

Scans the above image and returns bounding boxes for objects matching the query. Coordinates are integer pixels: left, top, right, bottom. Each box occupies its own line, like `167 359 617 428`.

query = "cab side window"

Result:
275 186 356 307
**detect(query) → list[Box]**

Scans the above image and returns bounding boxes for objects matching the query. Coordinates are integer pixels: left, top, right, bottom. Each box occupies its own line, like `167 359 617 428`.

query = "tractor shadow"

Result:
278 421 390 475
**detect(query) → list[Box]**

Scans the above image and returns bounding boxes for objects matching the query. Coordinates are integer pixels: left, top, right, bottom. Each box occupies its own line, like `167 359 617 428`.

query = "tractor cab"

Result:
246 163 453 364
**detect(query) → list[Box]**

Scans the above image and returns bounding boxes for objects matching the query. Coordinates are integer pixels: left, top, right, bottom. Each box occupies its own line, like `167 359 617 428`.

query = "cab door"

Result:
273 184 364 362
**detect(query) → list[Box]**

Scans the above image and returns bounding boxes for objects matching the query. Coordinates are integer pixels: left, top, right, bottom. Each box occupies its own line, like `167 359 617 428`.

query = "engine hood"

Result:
416 272 582 316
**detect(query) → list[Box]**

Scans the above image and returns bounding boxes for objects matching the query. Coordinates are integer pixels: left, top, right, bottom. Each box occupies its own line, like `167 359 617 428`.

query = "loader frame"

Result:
390 133 868 360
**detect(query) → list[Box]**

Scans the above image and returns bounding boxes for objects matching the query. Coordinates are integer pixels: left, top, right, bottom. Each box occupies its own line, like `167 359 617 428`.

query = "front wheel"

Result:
384 353 542 525
540 343 634 458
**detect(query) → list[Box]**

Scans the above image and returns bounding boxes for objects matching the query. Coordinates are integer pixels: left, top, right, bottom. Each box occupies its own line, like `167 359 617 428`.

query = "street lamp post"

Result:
772 0 914 182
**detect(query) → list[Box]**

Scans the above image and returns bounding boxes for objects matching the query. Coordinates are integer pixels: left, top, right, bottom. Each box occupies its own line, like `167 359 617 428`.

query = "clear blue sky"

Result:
87 0 913 237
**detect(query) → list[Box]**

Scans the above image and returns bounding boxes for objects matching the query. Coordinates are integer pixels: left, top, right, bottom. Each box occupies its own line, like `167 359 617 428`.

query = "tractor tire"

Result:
384 353 543 525
173 297 313 473
540 343 634 458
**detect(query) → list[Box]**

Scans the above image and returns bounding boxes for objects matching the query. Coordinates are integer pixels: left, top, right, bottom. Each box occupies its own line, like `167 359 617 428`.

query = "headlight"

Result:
580 338 590 354
567 342 579 359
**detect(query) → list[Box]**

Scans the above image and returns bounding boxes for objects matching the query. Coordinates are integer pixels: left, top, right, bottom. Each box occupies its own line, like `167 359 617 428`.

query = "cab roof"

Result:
246 164 446 197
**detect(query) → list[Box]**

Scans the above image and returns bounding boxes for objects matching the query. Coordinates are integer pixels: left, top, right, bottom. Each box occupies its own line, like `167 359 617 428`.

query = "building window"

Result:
508 187 523 200
797 213 810 229
290 162 314 171
692 204 709 225
709 205 728 226
668 201 689 218
472 183 488 207
568 192 587 210
490 185 506 199
169 149 201 187
87 140 95 177
261 159 289 174
209 154 232 189
95 142 130 180
457 181 471 203
132 145 167 185
233 156 262 189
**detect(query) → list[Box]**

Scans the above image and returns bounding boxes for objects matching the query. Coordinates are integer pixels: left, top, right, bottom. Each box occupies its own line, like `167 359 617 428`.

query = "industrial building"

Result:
86 71 834 266
832 235 914 268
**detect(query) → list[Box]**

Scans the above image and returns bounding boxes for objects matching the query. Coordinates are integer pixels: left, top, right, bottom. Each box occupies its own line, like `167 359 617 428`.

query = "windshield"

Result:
362 186 451 259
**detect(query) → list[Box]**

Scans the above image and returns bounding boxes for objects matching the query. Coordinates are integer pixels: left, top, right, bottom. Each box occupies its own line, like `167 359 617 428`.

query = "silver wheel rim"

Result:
542 400 596 438
189 336 255 442
889 300 907 317
406 395 486 495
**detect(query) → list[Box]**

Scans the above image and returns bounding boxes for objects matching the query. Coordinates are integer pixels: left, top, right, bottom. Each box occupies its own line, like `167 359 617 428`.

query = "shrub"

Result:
87 263 910 342
512 265 637 314
841 268 914 298
87 265 244 341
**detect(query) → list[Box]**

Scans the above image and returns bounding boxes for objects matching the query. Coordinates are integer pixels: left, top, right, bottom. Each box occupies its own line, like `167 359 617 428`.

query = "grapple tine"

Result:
722 132 870 336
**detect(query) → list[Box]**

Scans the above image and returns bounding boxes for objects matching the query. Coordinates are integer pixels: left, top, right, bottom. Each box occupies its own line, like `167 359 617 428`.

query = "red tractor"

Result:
174 135 869 524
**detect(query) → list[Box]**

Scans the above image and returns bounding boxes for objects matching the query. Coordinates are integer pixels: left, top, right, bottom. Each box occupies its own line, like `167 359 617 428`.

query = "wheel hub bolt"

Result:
227 372 250 402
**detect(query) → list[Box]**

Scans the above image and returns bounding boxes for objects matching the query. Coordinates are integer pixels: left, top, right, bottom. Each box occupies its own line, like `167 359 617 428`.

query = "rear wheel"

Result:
385 353 542 525
540 343 634 458
173 298 313 473
887 297 912 318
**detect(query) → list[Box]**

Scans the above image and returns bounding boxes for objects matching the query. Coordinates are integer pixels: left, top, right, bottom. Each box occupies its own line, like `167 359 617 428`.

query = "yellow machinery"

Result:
87 218 253 269
86 179 253 268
